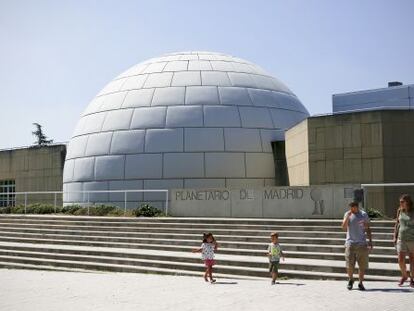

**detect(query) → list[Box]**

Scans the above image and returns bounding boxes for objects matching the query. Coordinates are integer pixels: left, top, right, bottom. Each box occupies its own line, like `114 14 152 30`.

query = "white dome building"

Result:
63 51 309 207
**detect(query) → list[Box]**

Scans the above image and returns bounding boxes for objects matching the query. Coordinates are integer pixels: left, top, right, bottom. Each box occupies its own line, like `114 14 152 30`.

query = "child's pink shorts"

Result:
204 259 215 267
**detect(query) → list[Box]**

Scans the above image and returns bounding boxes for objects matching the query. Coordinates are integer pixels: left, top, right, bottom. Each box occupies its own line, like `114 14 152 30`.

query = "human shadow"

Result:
274 282 305 286
363 288 413 293
212 281 238 285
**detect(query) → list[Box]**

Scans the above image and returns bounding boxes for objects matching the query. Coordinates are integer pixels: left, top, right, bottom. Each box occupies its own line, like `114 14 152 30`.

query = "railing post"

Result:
87 192 90 216
54 192 57 213
124 191 127 216
24 193 27 214
165 190 169 216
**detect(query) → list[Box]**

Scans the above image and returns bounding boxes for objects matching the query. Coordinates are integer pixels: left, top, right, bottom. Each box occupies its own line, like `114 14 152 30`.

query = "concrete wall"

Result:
285 110 414 217
285 119 309 186
170 184 359 218
0 145 66 205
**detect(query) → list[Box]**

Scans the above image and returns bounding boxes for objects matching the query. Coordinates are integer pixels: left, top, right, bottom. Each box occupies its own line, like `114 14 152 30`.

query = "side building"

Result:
285 83 414 217
0 144 66 207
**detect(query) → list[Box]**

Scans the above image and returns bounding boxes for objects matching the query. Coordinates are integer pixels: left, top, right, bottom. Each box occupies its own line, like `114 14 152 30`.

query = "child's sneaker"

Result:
271 280 276 285
347 279 354 290
358 282 366 291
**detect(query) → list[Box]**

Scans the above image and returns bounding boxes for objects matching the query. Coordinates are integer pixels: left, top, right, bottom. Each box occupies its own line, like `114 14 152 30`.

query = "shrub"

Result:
0 206 12 214
366 207 384 219
0 203 161 217
61 205 83 214
88 205 118 216
133 204 164 217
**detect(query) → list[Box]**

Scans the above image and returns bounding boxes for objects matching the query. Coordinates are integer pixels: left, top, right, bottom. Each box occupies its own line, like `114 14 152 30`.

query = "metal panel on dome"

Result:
110 130 145 154
228 72 256 88
142 62 167 74
218 87 252 106
101 109 133 131
205 153 245 178
145 128 183 152
85 132 112 156
66 135 89 159
203 105 240 127
120 75 148 91
144 72 173 88
83 181 109 202
184 128 224 152
210 61 235 72
130 107 166 129
81 113 107 135
99 92 128 111
224 128 262 152
63 160 75 182
95 155 125 180
185 86 220 105
166 106 203 127
163 61 188 72
163 153 204 178
73 157 95 182
247 89 278 108
171 71 201 86
122 89 154 108
201 71 231 86
152 87 185 106
239 106 274 128
125 154 162 179
109 180 144 201
188 60 212 71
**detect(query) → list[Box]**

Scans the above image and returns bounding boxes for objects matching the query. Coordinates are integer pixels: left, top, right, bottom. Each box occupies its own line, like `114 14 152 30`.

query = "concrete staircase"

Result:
0 215 401 281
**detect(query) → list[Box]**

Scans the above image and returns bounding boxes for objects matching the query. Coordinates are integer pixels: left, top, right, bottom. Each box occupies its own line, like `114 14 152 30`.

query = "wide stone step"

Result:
0 246 400 278
0 216 398 281
0 259 397 282
0 221 394 235
0 224 394 239
0 242 402 264
0 230 396 249
0 235 398 257
0 227 395 247
0 215 395 228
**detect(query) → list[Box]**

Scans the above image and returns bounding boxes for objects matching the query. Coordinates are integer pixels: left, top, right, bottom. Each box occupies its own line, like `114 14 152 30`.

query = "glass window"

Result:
0 180 15 207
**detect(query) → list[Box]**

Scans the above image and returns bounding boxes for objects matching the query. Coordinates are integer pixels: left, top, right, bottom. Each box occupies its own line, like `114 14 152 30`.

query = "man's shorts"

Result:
345 245 369 271
269 260 280 273
396 240 414 253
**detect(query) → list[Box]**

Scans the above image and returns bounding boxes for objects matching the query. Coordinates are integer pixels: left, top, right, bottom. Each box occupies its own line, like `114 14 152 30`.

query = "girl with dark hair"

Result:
192 232 218 283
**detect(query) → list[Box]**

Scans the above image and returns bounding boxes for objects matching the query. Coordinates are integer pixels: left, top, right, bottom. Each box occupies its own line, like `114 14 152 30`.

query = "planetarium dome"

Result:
63 51 309 207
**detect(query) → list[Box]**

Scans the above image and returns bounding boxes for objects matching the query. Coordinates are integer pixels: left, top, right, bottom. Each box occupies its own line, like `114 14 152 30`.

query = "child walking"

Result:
267 232 285 285
192 232 218 283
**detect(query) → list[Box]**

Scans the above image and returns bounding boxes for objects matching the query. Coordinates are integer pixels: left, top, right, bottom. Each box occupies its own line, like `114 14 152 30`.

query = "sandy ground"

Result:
0 269 412 311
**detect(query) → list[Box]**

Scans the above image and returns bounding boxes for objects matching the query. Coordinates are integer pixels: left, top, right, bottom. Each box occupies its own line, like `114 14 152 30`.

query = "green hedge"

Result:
0 203 165 217
133 204 165 217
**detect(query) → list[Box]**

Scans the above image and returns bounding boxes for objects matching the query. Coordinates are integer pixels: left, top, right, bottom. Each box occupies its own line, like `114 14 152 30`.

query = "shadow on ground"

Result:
363 288 413 293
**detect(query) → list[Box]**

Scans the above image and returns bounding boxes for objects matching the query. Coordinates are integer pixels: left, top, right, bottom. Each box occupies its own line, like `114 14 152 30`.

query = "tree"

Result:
32 123 53 146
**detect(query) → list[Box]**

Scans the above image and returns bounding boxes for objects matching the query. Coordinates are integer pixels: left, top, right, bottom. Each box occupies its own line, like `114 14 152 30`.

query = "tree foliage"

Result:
32 123 53 146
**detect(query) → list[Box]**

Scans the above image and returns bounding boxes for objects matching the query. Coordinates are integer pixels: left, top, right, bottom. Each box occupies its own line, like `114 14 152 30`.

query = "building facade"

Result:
0 144 66 206
286 84 414 217
63 51 309 207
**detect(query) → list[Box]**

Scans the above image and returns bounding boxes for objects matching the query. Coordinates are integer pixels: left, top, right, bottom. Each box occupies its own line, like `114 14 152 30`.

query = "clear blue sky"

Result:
0 0 413 149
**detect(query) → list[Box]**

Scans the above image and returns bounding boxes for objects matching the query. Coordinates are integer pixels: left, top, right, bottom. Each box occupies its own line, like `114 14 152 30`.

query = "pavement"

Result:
0 269 412 311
